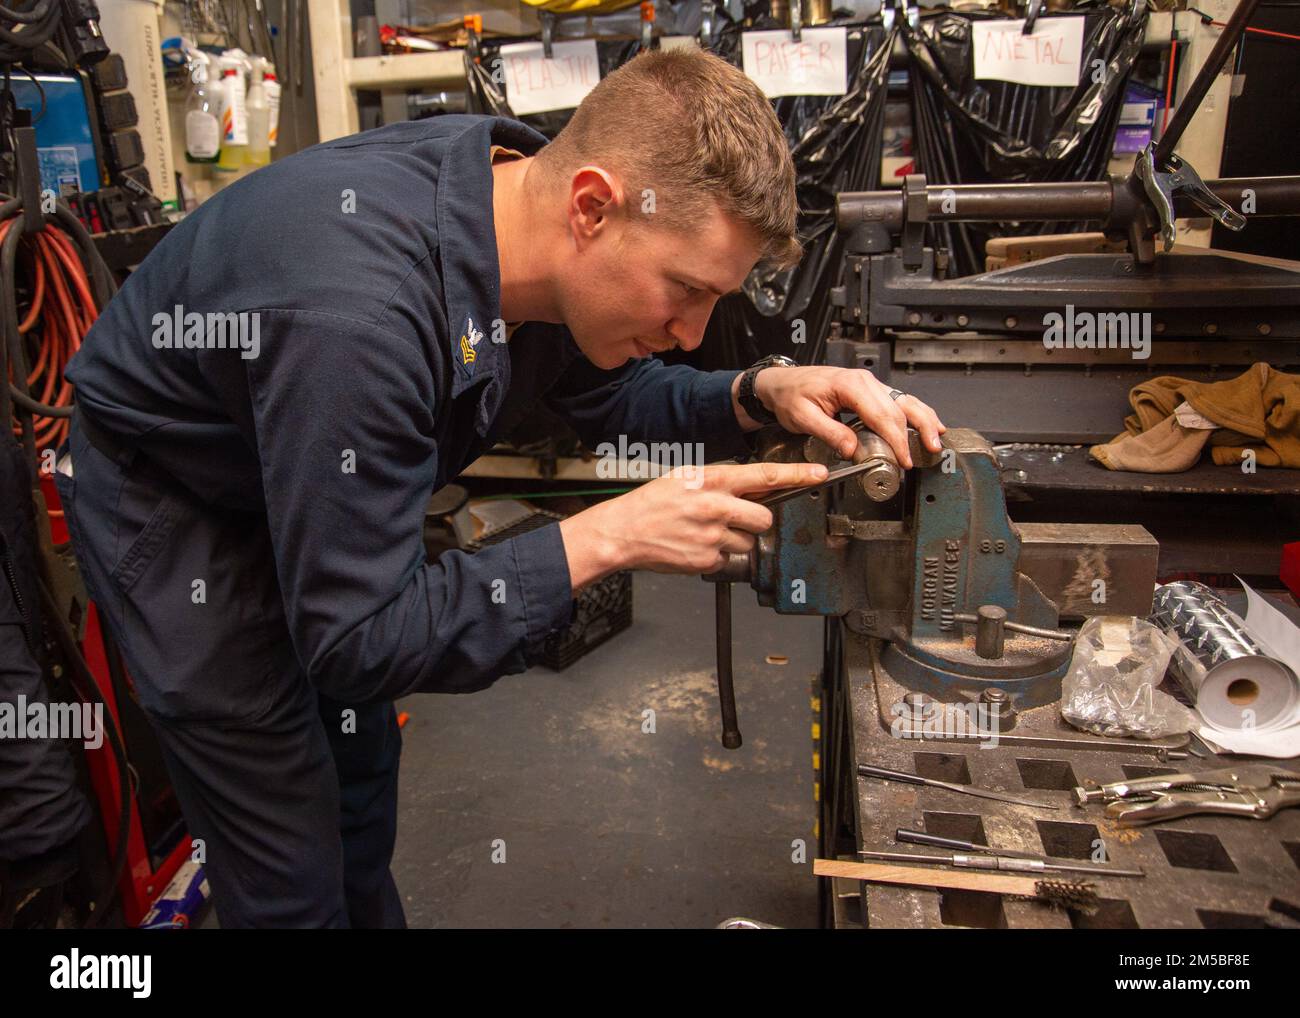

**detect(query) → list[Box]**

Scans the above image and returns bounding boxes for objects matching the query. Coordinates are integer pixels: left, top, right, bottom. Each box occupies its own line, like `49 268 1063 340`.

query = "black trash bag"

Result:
697 14 893 370
904 6 1147 277
465 35 644 136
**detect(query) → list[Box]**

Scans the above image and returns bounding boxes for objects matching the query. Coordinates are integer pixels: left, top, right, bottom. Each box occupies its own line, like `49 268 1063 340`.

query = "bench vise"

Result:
704 426 1159 748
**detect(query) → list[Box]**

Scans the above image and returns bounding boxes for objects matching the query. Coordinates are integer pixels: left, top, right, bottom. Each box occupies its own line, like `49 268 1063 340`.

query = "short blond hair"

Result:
535 47 802 268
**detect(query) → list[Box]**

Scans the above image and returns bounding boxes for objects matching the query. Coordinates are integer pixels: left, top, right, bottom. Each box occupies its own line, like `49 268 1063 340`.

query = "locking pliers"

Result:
1073 765 1300 827
1135 143 1247 252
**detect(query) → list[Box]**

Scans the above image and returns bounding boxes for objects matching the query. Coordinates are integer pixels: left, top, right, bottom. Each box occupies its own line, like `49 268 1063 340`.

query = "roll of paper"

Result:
1150 581 1300 732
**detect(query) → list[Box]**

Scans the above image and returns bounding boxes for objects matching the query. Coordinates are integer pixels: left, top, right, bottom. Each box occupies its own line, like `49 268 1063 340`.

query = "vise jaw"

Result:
708 426 1158 711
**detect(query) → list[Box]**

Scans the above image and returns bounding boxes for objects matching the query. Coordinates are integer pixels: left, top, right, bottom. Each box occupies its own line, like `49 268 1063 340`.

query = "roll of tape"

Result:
1150 581 1300 731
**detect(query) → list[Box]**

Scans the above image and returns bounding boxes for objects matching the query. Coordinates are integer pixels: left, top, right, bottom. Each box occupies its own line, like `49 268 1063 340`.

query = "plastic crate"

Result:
467 507 633 671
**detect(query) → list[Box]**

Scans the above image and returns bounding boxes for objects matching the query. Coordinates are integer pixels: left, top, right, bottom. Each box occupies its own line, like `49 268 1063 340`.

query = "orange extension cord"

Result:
3 217 98 453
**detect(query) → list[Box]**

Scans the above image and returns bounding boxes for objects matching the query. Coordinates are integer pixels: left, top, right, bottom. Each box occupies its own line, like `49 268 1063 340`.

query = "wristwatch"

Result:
737 354 798 426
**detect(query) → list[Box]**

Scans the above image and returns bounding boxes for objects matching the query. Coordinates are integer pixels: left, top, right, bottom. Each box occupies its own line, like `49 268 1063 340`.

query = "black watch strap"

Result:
738 356 795 425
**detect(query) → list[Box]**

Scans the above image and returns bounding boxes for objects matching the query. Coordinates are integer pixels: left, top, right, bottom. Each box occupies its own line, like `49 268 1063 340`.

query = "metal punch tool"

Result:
758 459 881 507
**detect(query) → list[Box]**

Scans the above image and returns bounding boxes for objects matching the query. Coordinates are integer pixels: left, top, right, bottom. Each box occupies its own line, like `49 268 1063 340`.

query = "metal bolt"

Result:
1258 323 1272 335
1004 316 1019 329
907 312 922 326
979 685 1017 729
975 604 1007 659
956 314 970 327
1205 323 1218 335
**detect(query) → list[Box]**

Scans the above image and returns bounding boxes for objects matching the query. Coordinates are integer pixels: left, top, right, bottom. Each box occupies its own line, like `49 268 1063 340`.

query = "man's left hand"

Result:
734 365 946 470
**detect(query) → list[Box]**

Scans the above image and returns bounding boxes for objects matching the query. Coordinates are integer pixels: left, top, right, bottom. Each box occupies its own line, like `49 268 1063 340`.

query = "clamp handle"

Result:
1106 789 1267 826
714 582 742 749
1137 144 1246 252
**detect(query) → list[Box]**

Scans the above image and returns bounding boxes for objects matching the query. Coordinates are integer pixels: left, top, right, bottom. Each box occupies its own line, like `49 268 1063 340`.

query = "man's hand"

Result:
558 461 828 591
732 365 945 469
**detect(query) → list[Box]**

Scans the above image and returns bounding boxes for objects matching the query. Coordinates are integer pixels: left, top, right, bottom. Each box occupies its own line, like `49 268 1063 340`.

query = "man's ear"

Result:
568 166 623 247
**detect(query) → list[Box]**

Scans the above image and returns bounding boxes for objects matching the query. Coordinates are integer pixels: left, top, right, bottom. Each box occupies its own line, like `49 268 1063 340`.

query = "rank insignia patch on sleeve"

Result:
457 315 484 378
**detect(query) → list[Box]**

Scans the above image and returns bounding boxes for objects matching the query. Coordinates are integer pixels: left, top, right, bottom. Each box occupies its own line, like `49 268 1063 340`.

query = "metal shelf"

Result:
307 0 467 141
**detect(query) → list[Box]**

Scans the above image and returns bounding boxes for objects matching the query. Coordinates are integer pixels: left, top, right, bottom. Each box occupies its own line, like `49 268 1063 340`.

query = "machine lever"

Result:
714 582 742 749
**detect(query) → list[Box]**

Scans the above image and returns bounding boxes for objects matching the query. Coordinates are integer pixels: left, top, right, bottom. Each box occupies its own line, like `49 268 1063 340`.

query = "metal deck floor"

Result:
390 573 823 928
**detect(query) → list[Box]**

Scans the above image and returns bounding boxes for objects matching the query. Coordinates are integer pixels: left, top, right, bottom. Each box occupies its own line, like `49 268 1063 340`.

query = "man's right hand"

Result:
558 461 828 591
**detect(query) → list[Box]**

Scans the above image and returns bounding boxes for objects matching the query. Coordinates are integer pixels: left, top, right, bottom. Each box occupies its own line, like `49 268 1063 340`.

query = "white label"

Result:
186 110 221 158
1120 101 1155 126
500 40 601 116
971 17 1084 88
742 27 847 98
659 36 699 52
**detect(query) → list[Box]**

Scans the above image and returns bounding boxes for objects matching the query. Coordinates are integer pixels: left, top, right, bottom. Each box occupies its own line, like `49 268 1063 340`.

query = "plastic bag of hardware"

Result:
1060 616 1193 739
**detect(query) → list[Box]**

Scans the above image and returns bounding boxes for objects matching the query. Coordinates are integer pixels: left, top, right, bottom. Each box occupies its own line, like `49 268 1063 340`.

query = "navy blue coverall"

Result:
58 115 752 927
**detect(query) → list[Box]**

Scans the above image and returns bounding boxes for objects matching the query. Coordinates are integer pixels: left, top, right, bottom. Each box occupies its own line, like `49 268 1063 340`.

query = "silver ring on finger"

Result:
887 388 906 401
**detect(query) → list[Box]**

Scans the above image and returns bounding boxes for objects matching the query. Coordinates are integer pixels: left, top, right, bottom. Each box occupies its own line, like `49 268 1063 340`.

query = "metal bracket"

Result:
700 0 715 45
901 173 929 269
14 125 45 237
791 0 803 43
1 96 47 237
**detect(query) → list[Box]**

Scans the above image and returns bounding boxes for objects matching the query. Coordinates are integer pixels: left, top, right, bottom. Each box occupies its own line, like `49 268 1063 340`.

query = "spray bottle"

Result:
262 64 281 148
246 58 271 167
184 47 220 163
215 51 249 172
